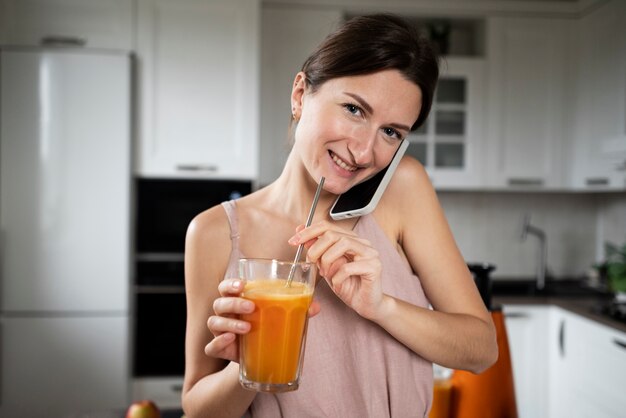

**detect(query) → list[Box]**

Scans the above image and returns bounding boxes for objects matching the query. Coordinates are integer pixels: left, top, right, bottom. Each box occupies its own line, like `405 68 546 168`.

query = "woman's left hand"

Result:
288 220 384 320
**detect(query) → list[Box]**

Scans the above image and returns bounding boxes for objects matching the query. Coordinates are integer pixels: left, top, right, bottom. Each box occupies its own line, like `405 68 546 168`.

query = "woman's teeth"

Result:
331 152 357 172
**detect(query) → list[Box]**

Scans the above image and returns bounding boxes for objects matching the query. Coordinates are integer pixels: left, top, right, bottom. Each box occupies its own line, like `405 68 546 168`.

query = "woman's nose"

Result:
348 129 376 166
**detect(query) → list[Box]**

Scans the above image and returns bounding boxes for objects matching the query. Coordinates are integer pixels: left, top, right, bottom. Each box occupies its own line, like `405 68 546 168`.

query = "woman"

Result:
182 14 497 418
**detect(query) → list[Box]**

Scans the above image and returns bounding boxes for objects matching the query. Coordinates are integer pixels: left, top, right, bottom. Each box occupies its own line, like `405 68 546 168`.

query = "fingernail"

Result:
236 321 249 331
222 333 235 342
232 280 242 290
242 300 254 312
288 235 300 245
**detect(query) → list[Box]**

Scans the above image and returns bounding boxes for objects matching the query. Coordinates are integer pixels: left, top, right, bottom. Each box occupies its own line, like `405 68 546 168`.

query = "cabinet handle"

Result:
504 312 529 319
507 178 544 187
559 319 565 357
40 36 86 47
176 164 218 173
585 177 609 186
614 339 626 351
136 253 184 262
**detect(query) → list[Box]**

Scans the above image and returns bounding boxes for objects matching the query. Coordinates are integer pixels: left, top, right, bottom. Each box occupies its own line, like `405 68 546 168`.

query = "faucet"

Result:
519 213 547 290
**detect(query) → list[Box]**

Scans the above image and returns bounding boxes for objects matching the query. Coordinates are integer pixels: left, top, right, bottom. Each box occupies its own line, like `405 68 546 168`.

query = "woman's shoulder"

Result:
187 203 231 245
394 155 429 186
383 156 433 206
374 156 436 231
184 202 236 289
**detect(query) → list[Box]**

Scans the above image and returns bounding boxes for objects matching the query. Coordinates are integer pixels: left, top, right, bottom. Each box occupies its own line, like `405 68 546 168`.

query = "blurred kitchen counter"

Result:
492 278 626 333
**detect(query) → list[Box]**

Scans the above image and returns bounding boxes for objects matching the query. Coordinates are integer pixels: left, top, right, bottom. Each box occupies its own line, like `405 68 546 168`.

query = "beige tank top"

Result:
221 200 433 417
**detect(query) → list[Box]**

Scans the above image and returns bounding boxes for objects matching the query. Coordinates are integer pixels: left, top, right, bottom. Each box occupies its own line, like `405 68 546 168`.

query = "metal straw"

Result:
287 176 325 286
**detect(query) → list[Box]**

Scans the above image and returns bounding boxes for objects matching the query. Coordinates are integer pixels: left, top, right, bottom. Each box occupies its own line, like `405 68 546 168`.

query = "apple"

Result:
125 400 162 418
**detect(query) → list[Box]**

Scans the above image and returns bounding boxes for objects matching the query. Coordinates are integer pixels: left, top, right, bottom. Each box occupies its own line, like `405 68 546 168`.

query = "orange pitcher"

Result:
449 308 518 418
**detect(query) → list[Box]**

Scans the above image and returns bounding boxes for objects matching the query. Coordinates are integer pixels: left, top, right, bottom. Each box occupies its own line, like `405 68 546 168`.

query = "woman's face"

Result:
291 69 423 194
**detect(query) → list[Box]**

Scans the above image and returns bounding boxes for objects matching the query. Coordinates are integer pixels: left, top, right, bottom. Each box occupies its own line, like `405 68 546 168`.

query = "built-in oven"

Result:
132 178 251 407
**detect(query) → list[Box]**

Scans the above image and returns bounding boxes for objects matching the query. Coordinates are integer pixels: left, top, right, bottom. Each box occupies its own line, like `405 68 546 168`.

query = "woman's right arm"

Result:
181 206 256 418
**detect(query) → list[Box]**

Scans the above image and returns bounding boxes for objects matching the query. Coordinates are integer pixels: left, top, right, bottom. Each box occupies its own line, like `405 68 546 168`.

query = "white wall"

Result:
439 191 625 279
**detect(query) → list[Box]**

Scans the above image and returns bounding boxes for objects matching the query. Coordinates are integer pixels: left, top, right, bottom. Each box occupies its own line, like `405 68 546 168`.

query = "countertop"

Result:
491 279 626 334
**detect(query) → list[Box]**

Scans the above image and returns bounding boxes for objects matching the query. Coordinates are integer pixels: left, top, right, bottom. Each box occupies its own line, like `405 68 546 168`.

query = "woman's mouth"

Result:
329 151 357 172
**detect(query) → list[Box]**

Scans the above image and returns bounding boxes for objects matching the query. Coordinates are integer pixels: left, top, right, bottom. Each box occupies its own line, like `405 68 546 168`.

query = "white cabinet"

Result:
407 58 486 189
0 316 129 418
568 0 626 190
503 305 551 418
136 0 260 179
0 0 133 50
550 308 626 418
506 304 626 418
259 6 343 185
485 17 571 189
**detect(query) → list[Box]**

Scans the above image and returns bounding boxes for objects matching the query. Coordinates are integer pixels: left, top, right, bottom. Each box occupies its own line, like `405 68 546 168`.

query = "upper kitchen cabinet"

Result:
484 17 571 190
0 0 133 50
260 6 343 185
567 0 626 190
136 0 260 179
407 57 486 189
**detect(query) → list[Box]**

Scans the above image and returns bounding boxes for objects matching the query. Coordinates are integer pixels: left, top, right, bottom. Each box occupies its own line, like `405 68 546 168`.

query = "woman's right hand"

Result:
204 279 253 363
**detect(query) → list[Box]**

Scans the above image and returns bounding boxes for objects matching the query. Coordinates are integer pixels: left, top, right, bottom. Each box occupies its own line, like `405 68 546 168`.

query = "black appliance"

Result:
133 178 252 377
468 262 496 310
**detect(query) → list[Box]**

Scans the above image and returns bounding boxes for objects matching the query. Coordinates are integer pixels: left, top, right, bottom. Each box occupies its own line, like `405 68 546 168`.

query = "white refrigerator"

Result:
0 47 131 417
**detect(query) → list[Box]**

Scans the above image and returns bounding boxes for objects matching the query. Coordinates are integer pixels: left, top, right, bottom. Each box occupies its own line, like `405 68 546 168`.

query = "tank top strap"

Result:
220 200 244 280
220 200 241 244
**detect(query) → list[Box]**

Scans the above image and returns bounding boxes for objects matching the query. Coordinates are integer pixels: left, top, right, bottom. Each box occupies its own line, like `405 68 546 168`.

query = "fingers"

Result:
328 257 381 290
204 332 236 356
209 279 254 338
308 299 321 317
217 278 246 296
291 221 376 279
207 312 251 334
212 296 254 316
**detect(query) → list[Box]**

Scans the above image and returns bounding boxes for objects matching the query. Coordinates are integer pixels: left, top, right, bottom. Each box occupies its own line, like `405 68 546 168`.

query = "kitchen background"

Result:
0 0 625 417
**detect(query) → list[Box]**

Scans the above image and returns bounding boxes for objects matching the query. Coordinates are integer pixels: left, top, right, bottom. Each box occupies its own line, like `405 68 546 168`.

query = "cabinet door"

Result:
0 317 129 418
567 313 626 416
136 0 260 179
485 18 570 189
503 305 551 418
260 7 342 185
0 0 133 50
407 58 485 189
550 308 626 417
569 0 626 190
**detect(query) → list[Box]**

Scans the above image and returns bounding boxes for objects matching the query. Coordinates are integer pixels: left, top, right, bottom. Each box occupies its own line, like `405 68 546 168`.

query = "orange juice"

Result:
240 279 313 387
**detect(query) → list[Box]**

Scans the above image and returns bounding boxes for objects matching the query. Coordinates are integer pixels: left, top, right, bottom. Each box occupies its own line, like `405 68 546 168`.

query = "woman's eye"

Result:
383 127 402 140
343 103 362 116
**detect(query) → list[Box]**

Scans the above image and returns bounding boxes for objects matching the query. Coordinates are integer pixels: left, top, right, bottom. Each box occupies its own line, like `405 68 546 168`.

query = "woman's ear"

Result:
291 72 307 121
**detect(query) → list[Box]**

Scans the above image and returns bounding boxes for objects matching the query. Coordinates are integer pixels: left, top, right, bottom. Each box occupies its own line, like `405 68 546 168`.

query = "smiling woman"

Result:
182 13 497 418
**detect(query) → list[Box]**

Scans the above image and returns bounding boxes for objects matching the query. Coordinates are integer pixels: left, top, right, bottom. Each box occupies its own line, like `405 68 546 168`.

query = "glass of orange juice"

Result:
238 258 317 393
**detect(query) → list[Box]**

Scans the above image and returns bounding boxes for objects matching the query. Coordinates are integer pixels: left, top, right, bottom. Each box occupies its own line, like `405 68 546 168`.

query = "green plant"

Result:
605 240 626 293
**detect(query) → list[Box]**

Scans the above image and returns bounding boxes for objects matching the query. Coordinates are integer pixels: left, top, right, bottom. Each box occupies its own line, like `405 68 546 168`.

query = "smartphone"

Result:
329 139 409 220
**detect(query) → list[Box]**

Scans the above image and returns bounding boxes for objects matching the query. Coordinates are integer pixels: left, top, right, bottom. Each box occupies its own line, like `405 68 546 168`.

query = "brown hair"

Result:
301 13 439 130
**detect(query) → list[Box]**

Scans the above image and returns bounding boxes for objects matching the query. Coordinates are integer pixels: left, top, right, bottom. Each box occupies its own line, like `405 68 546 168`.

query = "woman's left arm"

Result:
375 157 497 373
291 158 497 374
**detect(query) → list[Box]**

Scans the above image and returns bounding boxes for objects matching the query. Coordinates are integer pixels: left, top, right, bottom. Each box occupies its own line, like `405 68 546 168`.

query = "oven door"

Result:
134 291 186 377
135 178 251 254
132 178 251 407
